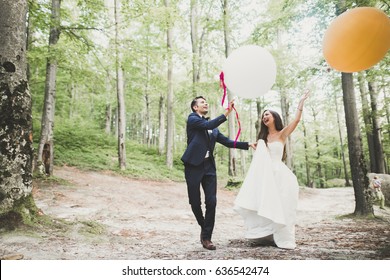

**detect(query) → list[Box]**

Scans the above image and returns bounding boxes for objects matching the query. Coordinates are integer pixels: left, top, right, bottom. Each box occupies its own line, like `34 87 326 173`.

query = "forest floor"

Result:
1 165 390 260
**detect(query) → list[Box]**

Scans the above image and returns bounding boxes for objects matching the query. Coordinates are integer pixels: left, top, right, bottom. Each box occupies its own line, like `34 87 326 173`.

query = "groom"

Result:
181 96 255 250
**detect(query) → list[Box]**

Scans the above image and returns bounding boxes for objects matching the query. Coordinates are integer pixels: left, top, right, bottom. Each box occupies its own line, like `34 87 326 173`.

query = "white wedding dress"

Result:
234 140 299 249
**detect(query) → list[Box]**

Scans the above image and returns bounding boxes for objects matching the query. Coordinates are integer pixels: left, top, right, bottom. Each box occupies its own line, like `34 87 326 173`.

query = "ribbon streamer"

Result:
219 71 227 108
219 71 241 148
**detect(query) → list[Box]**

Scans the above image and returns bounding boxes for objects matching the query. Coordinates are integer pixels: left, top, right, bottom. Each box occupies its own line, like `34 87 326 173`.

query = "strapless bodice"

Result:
267 141 284 162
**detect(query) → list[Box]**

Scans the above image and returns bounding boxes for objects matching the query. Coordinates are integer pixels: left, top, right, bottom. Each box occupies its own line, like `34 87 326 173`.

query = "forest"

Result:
1 0 390 224
27 0 390 181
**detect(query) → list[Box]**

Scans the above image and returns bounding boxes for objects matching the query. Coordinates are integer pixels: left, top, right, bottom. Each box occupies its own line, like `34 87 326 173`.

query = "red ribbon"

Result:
219 71 227 107
219 71 241 148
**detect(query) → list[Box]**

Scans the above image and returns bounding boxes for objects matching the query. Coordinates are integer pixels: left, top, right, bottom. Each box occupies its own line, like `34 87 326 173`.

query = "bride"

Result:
234 91 309 249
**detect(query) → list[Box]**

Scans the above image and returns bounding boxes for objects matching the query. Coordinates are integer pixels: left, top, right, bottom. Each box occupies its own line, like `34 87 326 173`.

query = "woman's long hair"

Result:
257 109 287 161
257 110 284 144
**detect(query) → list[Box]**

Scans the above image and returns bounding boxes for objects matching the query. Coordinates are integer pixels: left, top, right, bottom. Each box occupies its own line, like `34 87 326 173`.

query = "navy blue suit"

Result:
181 112 249 241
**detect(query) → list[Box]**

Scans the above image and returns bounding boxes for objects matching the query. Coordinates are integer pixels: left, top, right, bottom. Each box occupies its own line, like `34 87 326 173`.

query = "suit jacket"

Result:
181 112 249 167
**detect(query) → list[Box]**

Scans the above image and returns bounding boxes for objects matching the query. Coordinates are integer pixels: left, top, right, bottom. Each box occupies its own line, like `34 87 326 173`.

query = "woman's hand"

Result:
298 90 310 111
300 89 310 102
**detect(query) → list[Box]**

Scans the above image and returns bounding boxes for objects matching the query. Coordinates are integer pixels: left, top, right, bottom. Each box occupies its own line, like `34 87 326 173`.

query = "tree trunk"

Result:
302 119 311 187
222 0 237 176
105 103 112 135
105 74 112 135
145 93 151 147
312 108 324 187
115 0 126 170
37 0 61 176
341 73 372 216
368 80 385 173
255 99 263 137
0 0 36 227
334 91 350 186
69 82 75 119
143 28 152 147
384 77 390 144
164 0 174 169
158 93 166 155
190 0 199 96
383 78 390 173
358 72 375 172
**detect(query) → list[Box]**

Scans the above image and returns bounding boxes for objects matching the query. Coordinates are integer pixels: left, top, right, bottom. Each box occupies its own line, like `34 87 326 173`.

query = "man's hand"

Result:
224 99 235 117
249 142 257 150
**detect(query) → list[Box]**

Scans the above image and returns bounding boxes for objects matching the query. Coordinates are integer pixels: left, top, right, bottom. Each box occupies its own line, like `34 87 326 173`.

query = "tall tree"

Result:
158 93 166 155
114 0 126 170
342 72 372 215
358 72 375 172
105 75 112 135
165 0 174 169
301 119 311 187
0 0 36 226
36 0 61 176
222 0 237 176
312 107 324 187
334 91 350 186
367 77 385 173
190 0 199 95
337 0 373 215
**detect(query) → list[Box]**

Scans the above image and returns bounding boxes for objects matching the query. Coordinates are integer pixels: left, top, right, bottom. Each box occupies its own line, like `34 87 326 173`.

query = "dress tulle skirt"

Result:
234 140 299 249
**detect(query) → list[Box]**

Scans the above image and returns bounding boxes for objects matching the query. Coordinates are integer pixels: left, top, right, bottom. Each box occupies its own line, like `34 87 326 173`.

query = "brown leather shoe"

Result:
201 239 216 250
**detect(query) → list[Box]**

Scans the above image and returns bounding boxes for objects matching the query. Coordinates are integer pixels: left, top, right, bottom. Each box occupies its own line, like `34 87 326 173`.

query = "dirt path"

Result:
1 166 389 260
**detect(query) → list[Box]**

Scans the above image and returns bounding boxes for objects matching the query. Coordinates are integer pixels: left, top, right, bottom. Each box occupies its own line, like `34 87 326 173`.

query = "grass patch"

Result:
79 220 106 236
33 174 72 187
225 178 243 190
336 213 376 220
49 120 185 181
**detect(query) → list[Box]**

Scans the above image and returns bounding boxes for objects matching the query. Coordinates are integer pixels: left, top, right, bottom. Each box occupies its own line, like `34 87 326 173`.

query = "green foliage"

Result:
26 0 389 187
79 220 106 236
325 178 348 188
52 120 184 181
121 141 184 181
225 178 243 190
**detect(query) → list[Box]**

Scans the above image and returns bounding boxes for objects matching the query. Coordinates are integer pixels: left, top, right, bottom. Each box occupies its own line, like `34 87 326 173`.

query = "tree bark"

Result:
158 93 166 155
105 103 112 134
114 0 126 170
0 0 36 225
341 73 372 216
165 0 174 169
142 28 152 147
222 0 237 176
105 74 112 135
358 72 375 172
383 78 390 173
312 108 324 188
334 91 350 186
37 0 61 176
384 77 390 144
302 119 311 187
368 79 385 173
190 0 199 96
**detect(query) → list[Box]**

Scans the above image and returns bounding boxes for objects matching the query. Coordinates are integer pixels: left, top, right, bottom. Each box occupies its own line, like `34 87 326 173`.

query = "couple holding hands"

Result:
181 91 309 250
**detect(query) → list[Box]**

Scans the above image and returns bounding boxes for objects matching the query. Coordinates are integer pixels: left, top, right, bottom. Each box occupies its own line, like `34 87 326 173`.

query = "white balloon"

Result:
222 45 277 99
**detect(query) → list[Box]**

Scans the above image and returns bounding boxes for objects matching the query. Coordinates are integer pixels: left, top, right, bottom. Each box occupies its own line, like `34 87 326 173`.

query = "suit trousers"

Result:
184 158 217 241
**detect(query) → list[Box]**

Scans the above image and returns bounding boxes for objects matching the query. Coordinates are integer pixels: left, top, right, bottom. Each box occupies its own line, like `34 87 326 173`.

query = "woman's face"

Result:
262 110 274 127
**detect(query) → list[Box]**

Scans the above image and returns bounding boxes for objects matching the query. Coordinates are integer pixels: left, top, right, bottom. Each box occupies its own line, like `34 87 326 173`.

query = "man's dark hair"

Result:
191 96 206 112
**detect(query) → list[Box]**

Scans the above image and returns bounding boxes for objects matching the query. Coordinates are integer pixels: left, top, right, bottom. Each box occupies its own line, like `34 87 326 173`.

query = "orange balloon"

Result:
323 7 390 73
